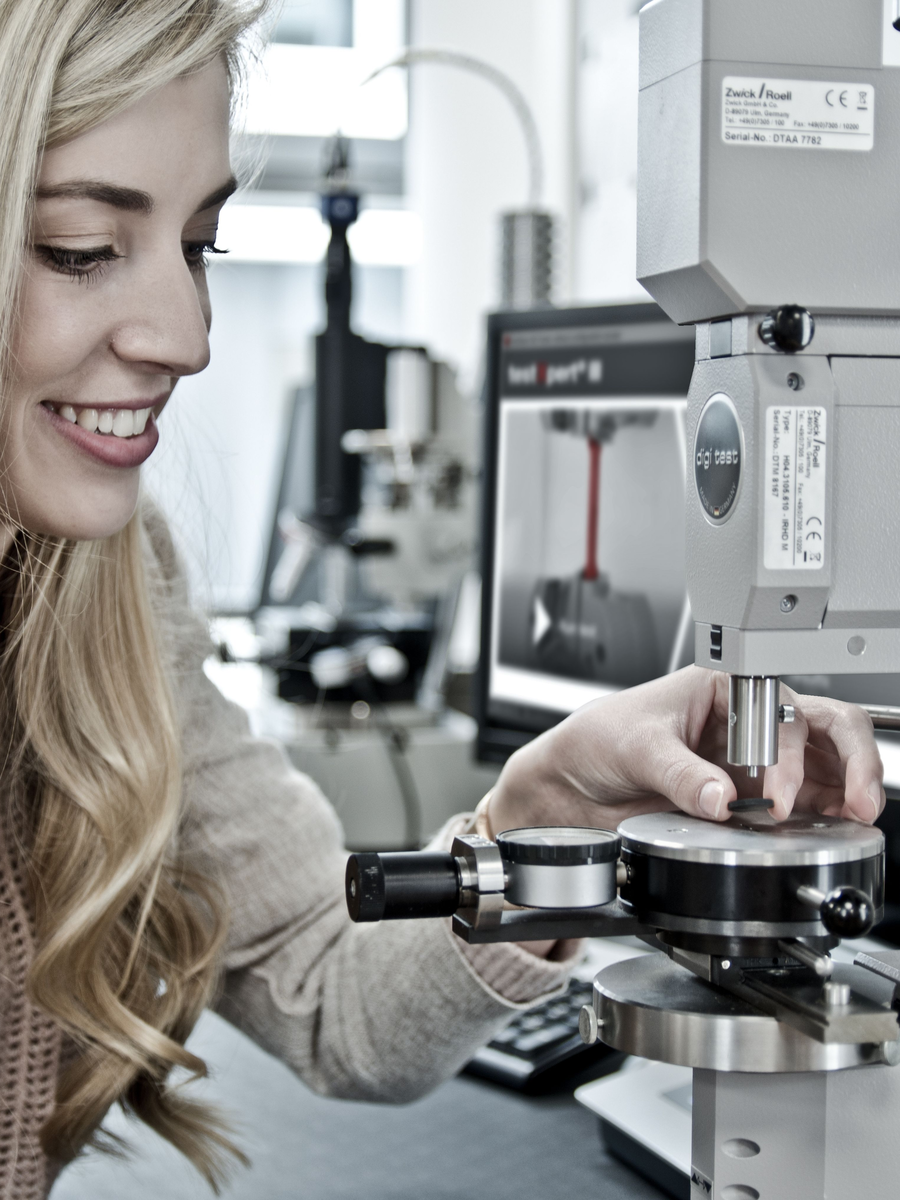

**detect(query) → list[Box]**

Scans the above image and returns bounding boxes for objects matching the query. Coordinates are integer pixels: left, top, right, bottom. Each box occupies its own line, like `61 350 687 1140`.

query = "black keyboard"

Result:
463 979 623 1093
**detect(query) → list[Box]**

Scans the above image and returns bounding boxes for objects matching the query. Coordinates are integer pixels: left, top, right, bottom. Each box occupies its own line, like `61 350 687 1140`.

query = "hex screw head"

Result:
780 594 797 613
787 372 804 391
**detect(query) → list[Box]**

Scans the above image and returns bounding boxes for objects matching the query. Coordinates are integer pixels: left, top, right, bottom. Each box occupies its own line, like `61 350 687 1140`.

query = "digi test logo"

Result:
725 81 792 101
506 358 603 387
696 446 739 470
693 394 743 522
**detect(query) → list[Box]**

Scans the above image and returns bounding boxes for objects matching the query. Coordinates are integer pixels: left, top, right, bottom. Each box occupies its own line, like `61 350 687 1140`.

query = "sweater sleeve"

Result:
143 506 571 1103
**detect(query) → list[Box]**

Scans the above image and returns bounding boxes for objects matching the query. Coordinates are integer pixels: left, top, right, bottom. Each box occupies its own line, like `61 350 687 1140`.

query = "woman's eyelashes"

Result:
33 239 229 282
182 240 229 271
35 243 122 282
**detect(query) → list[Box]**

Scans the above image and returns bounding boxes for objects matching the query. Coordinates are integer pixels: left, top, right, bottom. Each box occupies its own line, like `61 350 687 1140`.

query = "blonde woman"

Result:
0 1 883 1196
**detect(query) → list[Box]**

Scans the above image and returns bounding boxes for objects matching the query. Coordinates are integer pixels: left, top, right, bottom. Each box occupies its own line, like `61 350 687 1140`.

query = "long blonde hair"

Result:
0 0 269 1186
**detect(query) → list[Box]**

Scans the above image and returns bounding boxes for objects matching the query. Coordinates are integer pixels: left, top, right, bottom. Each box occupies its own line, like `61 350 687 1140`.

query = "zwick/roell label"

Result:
722 77 874 151
763 407 827 571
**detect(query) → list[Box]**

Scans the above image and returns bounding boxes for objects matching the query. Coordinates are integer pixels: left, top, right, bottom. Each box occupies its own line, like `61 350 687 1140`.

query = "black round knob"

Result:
820 886 875 938
346 852 461 922
759 306 815 353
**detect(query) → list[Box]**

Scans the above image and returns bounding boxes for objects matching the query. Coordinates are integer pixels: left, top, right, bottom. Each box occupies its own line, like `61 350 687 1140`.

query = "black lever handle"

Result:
797 883 876 938
346 852 461 922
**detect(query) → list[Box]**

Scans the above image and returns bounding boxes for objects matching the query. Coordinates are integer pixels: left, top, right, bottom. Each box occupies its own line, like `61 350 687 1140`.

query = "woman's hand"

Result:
489 666 885 834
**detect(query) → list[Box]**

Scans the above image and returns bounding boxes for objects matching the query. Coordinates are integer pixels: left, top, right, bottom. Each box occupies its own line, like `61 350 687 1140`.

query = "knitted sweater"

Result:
0 511 570 1198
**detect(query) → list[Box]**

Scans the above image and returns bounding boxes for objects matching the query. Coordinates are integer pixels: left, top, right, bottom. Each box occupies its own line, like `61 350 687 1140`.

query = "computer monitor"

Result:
477 303 696 762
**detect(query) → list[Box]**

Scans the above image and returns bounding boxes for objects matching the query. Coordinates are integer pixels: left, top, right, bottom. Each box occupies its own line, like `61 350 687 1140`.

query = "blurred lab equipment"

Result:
530 407 659 687
474 302 695 764
366 48 554 309
246 139 487 848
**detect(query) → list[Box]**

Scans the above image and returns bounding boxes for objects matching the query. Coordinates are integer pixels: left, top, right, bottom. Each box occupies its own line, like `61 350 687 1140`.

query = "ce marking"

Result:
826 89 848 108
806 515 823 542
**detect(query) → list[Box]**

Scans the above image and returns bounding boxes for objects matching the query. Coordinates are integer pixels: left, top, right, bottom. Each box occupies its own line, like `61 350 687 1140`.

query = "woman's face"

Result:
3 58 234 544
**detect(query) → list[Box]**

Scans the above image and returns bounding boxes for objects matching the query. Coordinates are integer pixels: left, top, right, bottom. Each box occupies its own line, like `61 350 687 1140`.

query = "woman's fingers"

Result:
797 696 884 823
763 704 810 819
633 733 738 821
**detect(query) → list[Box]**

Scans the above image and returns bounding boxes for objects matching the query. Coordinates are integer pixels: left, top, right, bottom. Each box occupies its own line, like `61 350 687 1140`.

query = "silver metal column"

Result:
727 675 779 777
691 1063 900 1199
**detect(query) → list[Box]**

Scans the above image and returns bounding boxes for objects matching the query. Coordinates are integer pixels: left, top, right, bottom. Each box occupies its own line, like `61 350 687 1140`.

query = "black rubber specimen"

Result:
727 797 774 813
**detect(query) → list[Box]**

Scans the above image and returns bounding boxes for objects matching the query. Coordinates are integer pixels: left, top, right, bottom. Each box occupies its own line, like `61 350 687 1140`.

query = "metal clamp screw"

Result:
779 704 795 723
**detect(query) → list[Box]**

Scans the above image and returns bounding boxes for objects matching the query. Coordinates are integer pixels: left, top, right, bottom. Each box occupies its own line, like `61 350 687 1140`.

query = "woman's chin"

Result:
19 486 140 543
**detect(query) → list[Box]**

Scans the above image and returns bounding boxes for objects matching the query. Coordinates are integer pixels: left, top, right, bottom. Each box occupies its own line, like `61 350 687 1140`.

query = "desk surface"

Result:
51 1010 664 1200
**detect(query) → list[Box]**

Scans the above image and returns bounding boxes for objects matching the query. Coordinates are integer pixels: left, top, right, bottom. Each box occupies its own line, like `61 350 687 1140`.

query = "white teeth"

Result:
112 409 134 438
65 405 152 437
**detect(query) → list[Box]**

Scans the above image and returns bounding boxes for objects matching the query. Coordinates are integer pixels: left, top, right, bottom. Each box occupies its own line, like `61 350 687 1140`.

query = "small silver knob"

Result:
779 704 795 723
579 1004 600 1045
823 981 851 1009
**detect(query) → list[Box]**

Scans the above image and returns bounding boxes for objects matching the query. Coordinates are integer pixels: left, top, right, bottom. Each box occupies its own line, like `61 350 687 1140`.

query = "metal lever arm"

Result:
862 704 900 731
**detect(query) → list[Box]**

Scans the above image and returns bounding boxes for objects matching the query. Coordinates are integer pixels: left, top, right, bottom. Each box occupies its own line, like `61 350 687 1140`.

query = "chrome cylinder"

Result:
505 860 617 909
727 675 780 772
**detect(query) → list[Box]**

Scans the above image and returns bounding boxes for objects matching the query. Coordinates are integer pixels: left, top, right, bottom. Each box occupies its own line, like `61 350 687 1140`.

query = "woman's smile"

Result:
38 396 163 468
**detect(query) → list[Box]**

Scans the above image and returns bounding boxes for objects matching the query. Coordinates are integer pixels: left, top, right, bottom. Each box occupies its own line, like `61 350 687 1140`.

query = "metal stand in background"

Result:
500 210 554 310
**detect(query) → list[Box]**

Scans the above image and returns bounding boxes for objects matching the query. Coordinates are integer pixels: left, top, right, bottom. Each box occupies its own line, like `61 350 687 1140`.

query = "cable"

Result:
381 721 423 851
358 680 424 850
363 48 544 207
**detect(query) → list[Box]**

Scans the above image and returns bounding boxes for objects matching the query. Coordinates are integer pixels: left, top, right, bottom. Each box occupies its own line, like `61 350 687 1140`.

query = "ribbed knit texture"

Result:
0 507 570 1196
0 799 61 1200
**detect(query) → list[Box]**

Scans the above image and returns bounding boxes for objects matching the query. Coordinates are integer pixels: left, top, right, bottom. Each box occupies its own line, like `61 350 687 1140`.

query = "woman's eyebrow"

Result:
33 175 238 216
35 180 155 213
195 176 238 213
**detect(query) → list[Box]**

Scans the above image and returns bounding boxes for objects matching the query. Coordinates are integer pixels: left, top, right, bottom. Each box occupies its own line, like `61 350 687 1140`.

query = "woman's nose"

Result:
109 251 211 377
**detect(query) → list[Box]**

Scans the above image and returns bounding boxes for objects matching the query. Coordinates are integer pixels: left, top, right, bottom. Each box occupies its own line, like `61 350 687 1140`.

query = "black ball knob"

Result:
759 305 815 353
820 886 875 938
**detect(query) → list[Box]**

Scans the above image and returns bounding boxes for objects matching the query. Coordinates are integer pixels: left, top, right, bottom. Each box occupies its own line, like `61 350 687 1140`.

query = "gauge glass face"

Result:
497 826 621 865
503 827 615 847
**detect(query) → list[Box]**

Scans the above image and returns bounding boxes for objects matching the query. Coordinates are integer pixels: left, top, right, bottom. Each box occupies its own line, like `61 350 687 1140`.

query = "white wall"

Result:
402 0 647 386
403 0 579 387
576 0 645 304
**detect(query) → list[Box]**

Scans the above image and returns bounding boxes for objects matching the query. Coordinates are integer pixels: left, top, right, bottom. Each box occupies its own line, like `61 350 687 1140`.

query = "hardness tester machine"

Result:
346 3 900 1197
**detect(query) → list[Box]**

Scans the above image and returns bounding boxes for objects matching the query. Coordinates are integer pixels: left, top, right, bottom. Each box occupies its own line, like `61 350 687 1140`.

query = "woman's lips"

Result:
40 402 160 469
